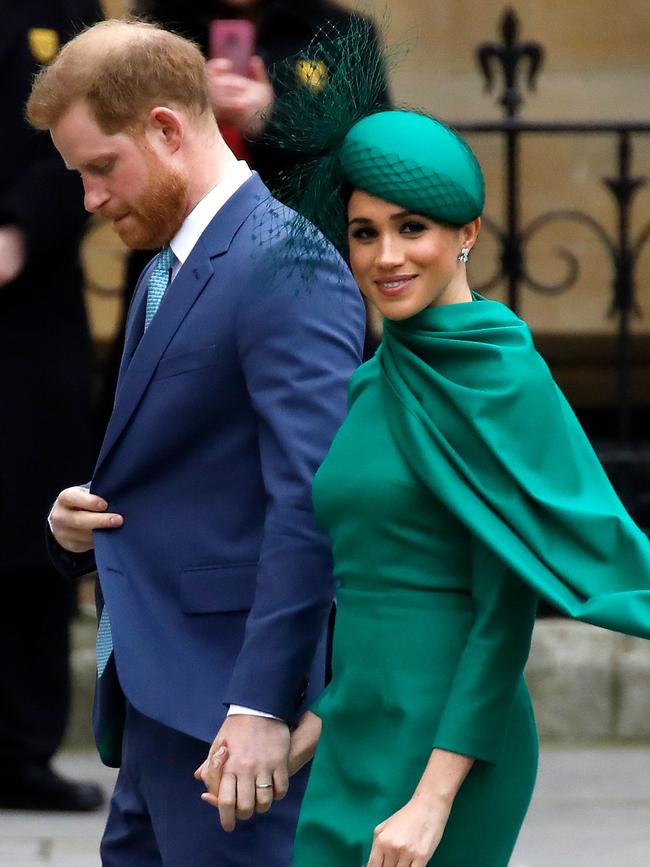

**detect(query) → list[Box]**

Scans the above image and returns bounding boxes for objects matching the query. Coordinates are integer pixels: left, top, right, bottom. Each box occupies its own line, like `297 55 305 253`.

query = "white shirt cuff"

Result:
47 504 55 534
227 705 282 721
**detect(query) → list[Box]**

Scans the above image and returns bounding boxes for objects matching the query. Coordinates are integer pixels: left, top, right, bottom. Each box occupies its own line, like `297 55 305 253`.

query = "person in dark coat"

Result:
0 0 104 811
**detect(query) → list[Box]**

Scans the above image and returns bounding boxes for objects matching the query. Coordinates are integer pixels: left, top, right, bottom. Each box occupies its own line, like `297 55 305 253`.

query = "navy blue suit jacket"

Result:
66 175 364 765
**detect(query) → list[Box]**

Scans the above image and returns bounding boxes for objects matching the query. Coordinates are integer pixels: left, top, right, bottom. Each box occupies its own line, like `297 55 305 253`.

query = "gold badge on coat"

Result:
28 28 60 64
295 59 329 92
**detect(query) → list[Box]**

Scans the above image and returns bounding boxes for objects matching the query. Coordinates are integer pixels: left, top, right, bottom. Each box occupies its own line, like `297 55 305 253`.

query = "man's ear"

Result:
147 106 183 154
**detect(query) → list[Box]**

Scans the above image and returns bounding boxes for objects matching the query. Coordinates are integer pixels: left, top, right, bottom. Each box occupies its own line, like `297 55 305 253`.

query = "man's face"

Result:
51 100 189 249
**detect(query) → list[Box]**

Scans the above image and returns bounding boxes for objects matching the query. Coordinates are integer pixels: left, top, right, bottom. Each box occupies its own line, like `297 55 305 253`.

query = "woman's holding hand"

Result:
288 711 322 776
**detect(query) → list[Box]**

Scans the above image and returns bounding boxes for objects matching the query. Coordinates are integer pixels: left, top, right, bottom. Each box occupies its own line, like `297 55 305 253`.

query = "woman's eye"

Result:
349 226 377 241
401 221 427 235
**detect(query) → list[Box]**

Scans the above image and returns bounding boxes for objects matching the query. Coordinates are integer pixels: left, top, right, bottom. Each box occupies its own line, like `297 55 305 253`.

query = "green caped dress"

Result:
293 297 650 867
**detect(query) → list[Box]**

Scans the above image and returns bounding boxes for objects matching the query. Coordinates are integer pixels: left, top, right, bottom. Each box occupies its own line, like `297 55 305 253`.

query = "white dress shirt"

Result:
168 160 252 280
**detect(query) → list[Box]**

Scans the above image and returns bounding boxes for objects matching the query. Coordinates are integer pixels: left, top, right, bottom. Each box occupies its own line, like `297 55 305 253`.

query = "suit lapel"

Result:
115 262 152 391
93 173 272 476
94 248 213 473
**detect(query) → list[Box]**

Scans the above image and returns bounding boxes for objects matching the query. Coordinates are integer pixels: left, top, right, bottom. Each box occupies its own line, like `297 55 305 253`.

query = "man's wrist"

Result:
227 704 283 721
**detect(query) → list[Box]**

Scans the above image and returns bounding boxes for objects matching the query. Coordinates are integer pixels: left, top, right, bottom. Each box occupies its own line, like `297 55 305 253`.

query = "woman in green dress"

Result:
280 107 650 867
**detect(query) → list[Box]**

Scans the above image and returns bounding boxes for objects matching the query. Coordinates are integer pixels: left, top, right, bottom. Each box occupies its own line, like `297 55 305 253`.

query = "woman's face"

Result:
347 190 479 321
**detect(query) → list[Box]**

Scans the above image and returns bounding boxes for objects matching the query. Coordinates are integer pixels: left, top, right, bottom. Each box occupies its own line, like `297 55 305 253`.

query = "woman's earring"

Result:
457 247 470 264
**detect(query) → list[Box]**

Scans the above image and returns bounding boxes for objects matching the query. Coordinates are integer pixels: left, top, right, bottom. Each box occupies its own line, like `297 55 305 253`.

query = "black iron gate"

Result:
450 10 650 521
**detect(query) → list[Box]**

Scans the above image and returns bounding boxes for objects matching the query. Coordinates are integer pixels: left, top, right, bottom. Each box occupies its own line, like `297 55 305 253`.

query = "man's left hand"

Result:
198 715 290 831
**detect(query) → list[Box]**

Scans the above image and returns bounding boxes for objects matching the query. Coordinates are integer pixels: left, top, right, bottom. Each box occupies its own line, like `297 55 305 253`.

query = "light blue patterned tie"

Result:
96 607 113 677
145 246 175 330
96 248 176 677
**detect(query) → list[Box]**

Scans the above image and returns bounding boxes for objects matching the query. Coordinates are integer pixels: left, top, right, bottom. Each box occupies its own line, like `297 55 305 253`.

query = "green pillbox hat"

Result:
340 111 485 225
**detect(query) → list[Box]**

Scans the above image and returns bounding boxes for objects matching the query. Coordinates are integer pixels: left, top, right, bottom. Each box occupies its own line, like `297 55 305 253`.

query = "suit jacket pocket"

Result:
179 563 257 613
153 345 220 381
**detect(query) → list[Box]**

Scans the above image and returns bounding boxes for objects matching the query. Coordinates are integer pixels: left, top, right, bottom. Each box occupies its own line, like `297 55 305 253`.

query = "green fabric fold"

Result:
380 296 650 639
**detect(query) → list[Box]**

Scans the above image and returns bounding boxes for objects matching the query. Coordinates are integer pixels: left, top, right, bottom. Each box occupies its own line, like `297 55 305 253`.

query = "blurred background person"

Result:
136 0 389 177
96 0 390 429
0 0 104 811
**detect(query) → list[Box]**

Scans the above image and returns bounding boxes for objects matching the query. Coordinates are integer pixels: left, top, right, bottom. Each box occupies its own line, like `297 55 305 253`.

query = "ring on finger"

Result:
255 781 273 789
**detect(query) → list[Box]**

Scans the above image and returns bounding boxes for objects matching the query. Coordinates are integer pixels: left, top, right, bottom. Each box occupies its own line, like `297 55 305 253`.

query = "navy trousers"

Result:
101 704 309 866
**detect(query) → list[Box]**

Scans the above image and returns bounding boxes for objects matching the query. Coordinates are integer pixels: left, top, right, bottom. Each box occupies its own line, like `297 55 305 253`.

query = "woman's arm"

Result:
367 747 473 867
368 538 538 865
432 540 538 764
287 710 322 776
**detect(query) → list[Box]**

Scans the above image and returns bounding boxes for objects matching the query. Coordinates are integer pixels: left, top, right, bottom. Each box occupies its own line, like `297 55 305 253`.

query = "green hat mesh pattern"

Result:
340 111 485 225
343 145 482 225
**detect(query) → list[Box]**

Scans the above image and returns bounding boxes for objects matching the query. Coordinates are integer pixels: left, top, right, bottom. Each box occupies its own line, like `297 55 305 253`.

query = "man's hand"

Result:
199 715 290 831
49 486 124 553
288 710 321 776
205 56 275 137
0 225 26 287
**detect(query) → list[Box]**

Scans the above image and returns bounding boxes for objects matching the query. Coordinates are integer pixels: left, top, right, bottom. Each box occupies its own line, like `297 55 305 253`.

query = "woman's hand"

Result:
288 710 322 776
366 794 452 867
194 744 228 811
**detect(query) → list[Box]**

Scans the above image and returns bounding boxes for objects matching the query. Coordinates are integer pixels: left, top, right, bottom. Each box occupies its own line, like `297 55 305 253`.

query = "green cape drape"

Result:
380 296 650 639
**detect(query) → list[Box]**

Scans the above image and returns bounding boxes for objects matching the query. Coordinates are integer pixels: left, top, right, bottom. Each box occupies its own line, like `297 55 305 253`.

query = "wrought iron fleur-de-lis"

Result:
477 8 544 118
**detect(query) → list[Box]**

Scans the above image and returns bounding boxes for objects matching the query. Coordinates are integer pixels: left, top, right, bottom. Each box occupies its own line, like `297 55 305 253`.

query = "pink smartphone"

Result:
209 19 256 77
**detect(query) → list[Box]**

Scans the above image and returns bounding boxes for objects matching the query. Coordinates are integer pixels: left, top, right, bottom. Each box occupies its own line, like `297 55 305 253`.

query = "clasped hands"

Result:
195 710 321 831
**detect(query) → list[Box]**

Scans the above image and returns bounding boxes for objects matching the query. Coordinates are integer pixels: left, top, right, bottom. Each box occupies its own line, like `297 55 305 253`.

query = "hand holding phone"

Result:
209 19 255 78
206 20 273 138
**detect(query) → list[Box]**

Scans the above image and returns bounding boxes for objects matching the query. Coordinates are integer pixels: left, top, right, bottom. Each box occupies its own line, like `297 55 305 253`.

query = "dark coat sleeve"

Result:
46 526 97 580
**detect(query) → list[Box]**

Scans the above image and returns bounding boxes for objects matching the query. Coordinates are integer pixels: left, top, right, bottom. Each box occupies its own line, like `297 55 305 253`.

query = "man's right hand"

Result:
49 486 123 553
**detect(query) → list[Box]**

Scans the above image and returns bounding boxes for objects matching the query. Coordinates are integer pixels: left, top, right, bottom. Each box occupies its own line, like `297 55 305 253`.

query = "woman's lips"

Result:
374 275 416 297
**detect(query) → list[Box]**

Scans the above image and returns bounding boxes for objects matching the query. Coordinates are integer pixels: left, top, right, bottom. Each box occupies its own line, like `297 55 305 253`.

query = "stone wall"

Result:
527 620 650 741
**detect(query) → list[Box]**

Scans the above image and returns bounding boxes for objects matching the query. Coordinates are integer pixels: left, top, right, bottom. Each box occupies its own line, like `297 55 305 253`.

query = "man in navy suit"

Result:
29 19 364 866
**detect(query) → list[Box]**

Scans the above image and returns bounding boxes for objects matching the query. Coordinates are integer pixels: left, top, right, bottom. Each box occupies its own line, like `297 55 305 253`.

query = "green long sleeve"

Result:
432 538 538 764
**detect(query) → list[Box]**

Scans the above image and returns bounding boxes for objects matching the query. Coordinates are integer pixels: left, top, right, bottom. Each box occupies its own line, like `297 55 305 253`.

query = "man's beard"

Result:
105 154 189 250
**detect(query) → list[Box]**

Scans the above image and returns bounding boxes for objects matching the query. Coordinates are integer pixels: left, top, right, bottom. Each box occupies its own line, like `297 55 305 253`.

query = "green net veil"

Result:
260 14 392 256
259 15 484 262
